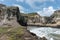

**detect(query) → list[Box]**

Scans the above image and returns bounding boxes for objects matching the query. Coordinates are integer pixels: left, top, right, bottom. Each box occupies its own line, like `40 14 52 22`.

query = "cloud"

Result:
15 0 55 14
0 0 4 3
25 0 54 9
16 0 55 9
16 0 24 2
13 4 32 13
16 0 54 2
13 4 25 13
37 6 55 16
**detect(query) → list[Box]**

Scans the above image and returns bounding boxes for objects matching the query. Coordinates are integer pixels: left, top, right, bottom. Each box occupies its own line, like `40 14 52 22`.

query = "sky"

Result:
0 0 60 16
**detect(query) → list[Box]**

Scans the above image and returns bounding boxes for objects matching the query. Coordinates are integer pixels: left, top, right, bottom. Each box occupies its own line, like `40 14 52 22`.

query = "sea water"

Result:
27 26 60 40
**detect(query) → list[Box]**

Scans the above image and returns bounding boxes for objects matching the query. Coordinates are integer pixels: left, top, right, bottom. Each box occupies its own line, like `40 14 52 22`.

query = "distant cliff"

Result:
27 10 60 26
50 10 60 24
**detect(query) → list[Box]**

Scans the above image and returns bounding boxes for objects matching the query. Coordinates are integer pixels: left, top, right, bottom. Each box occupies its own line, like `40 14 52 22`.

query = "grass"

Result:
6 27 25 40
0 26 25 40
0 27 12 34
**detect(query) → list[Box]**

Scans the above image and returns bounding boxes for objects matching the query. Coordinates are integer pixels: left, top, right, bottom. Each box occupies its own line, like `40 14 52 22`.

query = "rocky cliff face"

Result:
27 13 51 24
51 10 60 24
0 4 21 27
0 4 6 7
27 13 46 24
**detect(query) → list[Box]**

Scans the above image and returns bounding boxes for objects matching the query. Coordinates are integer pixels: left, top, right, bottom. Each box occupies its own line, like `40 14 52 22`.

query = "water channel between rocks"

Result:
27 26 60 40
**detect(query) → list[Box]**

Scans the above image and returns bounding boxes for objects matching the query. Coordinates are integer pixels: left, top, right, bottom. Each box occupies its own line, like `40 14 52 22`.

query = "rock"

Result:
22 30 38 40
51 10 60 24
0 4 21 27
0 4 6 7
40 37 47 40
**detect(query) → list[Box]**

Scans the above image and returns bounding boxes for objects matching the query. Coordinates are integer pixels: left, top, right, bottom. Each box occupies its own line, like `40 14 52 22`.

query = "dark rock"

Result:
22 30 38 40
40 37 47 40
0 4 6 7
27 30 36 36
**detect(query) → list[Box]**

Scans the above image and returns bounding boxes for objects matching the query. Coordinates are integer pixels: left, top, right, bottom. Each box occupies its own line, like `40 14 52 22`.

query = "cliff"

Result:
27 10 60 27
0 4 39 40
27 13 45 23
0 4 21 27
51 10 60 24
0 4 6 7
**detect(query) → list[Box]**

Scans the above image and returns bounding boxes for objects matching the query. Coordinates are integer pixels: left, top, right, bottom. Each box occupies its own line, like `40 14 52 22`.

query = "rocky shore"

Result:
27 23 60 28
21 27 47 40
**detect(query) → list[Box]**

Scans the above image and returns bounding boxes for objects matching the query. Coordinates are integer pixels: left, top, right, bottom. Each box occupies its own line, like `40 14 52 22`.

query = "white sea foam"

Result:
27 27 60 40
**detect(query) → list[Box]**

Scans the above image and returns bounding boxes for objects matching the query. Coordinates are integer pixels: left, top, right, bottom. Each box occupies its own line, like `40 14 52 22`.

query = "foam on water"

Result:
28 27 60 40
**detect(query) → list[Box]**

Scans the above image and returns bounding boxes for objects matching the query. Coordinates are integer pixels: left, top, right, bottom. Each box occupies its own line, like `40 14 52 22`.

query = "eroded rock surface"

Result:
0 4 21 27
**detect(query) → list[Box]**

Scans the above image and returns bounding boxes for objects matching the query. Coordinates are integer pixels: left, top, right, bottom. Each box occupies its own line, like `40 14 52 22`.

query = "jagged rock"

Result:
27 13 46 24
0 4 6 7
51 10 60 24
22 30 38 40
0 4 21 27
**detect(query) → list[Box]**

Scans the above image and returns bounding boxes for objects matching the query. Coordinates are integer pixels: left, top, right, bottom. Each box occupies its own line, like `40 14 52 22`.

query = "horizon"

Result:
0 0 60 16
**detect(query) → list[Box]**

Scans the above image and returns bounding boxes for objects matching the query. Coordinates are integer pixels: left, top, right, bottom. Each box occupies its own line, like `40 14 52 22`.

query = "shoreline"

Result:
27 24 60 28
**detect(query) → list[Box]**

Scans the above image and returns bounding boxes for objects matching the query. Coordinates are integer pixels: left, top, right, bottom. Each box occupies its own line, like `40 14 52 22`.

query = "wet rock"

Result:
22 30 38 40
40 37 47 40
27 30 37 36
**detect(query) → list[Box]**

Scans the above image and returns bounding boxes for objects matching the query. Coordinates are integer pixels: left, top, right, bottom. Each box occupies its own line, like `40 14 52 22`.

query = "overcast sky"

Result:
0 0 60 16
